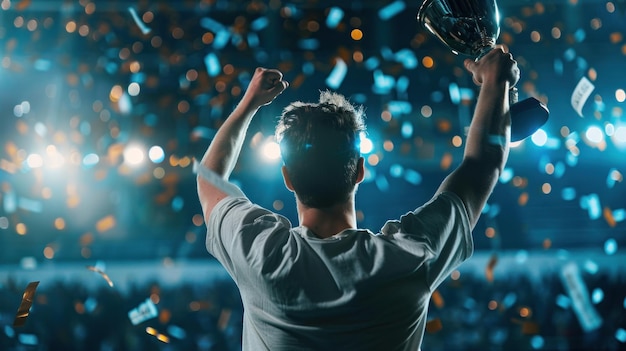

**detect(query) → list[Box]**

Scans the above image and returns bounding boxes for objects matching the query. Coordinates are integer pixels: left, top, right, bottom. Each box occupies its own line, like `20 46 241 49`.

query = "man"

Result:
196 45 519 350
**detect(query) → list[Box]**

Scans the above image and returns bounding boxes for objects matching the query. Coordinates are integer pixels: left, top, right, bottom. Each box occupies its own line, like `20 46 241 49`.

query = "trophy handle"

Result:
509 96 549 142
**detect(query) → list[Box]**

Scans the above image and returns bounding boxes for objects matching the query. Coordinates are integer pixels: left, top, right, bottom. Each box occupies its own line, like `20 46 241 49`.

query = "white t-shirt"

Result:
206 190 472 351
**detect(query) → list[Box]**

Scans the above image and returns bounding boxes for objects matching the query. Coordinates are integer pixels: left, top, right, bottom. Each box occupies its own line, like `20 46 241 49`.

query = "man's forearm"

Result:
200 100 259 179
463 81 511 173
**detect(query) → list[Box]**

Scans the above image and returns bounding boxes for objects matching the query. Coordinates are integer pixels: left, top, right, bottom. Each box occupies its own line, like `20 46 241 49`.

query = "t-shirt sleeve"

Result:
206 195 292 280
380 191 473 290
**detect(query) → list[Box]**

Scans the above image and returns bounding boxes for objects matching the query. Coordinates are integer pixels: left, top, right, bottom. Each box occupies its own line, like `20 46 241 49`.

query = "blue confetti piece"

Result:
79 121 91 136
192 126 216 140
128 7 151 35
499 168 514 183
247 32 259 47
431 91 444 103
364 57 380 70
583 259 598 274
612 209 625 222
554 161 566 178
396 76 410 94
34 59 51 71
372 70 395 94
250 16 269 31
556 294 571 309
580 193 601 220
298 38 319 50
18 197 42 213
325 58 347 89
389 164 404 178
564 48 576 62
394 48 418 69
488 203 500 218
481 203 490 214
464 298 477 309
352 93 367 104
380 46 395 61
459 88 475 101
537 154 550 173
105 62 118 75
118 93 132 115
255 50 269 63
378 0 406 20
326 7 344 28
502 292 517 308
574 28 586 42
557 249 570 260
375 175 390 192
515 250 528 264
544 137 562 149
530 335 544 349
554 58 563 75
131 72 146 84
171 196 184 212
213 30 231 49
566 151 578 167
449 82 461 104
231 33 244 46
388 101 412 115
200 17 226 32
167 325 187 340
82 153 100 167
576 56 588 71
404 169 422 185
84 297 97 313
606 168 618 188
616 328 626 343
604 238 617 255
401 121 413 138
204 53 221 77
302 61 315 75
591 288 604 304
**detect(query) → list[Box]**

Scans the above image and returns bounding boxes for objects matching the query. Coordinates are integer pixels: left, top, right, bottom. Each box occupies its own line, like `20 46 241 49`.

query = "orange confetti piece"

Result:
521 321 540 335
543 238 552 250
13 281 39 327
217 308 232 331
485 254 498 283
15 0 32 11
95 215 116 233
603 207 616 227
440 152 452 170
425 318 443 333
431 290 445 308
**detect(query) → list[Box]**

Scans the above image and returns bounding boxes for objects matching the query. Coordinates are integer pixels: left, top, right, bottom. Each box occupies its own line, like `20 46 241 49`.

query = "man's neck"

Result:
297 198 357 239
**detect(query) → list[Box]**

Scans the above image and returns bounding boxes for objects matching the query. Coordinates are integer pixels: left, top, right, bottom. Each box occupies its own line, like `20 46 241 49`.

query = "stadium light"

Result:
123 145 145 166
261 140 281 162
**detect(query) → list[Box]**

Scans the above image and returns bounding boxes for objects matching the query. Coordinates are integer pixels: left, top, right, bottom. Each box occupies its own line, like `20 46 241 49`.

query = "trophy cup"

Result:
417 0 549 142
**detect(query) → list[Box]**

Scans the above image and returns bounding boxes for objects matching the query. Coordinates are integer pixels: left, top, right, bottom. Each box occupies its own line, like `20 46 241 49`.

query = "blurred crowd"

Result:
1 260 624 351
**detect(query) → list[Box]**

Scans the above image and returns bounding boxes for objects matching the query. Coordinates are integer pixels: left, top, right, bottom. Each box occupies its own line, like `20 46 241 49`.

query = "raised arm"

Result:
197 67 288 219
436 46 520 229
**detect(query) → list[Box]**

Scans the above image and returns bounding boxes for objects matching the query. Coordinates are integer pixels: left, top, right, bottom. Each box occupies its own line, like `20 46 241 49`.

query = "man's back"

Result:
206 192 472 350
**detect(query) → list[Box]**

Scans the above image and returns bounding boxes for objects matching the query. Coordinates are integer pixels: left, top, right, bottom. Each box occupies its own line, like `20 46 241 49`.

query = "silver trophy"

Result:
417 0 549 142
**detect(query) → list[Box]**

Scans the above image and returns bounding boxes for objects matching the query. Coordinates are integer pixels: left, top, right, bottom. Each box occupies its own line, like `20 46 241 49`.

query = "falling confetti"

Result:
86 265 115 288
13 281 39 327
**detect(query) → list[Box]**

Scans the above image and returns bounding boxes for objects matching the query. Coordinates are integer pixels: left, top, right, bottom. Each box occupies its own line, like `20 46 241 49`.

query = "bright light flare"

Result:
261 140 281 161
585 126 604 144
360 132 373 154
26 154 44 168
123 146 145 165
